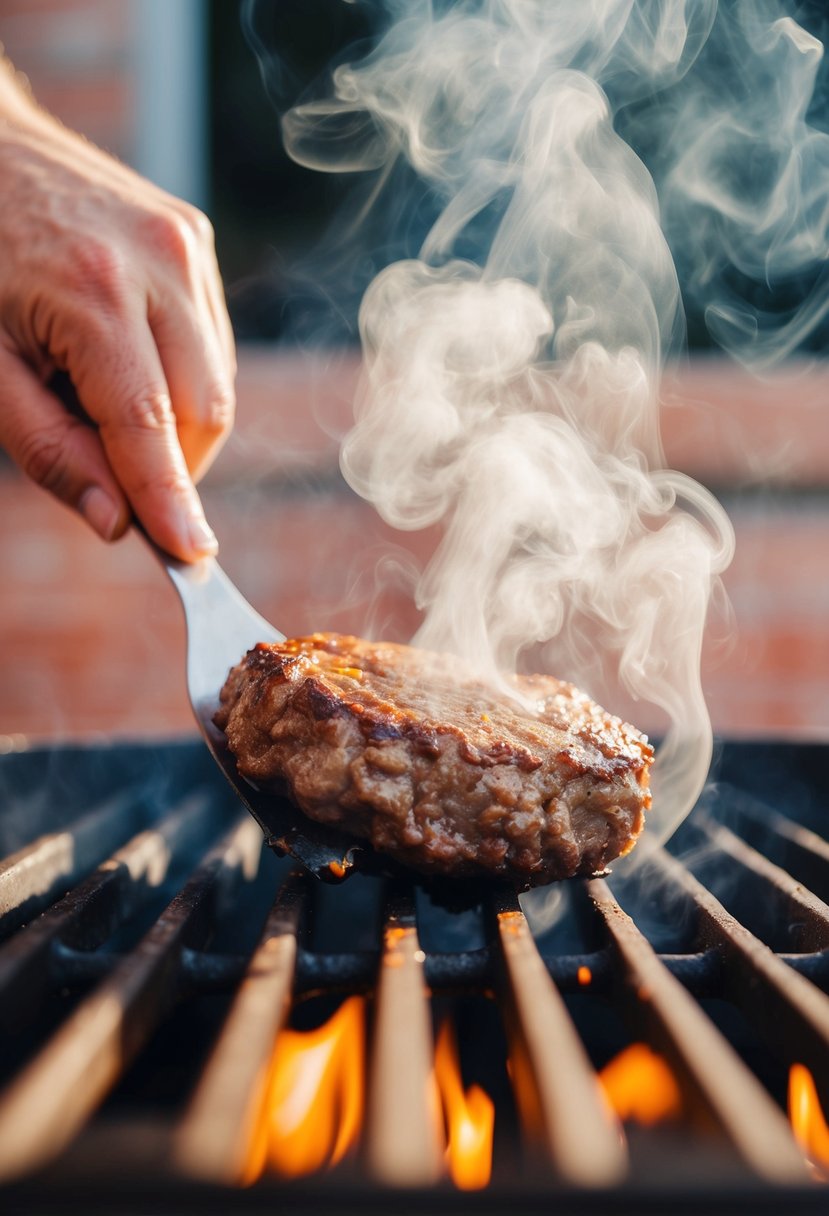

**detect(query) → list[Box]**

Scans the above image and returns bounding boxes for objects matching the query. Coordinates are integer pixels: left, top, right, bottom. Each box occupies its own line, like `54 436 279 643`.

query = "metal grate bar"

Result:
715 799 829 901
174 872 306 1184
692 815 829 951
649 844 829 1105
365 884 444 1187
489 888 627 1187
0 794 144 939
0 815 262 1183
4 936 726 1003
0 792 221 1037
589 877 808 1184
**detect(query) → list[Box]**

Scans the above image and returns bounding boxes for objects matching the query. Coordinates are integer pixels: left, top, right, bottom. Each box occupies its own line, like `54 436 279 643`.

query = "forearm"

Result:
0 51 42 128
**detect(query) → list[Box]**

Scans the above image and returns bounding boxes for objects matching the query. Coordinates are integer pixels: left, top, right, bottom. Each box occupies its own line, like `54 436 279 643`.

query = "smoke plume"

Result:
247 1 828 854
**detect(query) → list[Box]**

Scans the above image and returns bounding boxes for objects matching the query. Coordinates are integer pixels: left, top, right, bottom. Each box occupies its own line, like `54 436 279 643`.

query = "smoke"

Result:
616 2 829 368
246 1 828 849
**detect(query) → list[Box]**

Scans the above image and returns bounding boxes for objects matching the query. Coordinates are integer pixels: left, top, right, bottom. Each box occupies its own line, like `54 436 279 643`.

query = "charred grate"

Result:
0 739 828 1214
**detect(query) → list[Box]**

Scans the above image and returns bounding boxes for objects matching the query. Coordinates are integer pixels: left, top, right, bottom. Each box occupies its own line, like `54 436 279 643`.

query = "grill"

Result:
1 738 829 1213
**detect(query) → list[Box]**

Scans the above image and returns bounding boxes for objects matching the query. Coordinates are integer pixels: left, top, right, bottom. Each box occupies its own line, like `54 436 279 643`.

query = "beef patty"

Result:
214 633 653 883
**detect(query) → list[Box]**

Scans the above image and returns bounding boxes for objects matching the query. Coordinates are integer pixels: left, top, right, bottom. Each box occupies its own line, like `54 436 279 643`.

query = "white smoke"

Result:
258 1 827 857
632 4 829 368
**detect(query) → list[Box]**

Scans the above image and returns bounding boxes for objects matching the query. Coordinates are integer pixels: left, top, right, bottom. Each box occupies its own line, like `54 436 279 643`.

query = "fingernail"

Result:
80 486 120 541
188 513 218 556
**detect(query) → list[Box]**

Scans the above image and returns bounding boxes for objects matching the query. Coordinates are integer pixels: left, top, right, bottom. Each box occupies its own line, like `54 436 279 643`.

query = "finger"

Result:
67 308 218 562
201 261 237 380
0 346 129 541
149 282 235 484
166 198 237 378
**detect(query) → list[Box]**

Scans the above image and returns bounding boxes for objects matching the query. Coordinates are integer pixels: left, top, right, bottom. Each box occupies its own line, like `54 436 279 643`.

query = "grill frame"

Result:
1 737 829 1212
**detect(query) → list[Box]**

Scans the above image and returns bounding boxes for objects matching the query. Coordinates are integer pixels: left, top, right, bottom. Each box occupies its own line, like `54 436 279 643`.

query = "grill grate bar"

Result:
0 815 261 1184
33 936 725 1001
650 844 829 1110
0 793 144 940
590 876 808 1184
175 871 306 1184
715 798 829 901
691 814 829 951
779 951 829 986
365 884 444 1187
489 888 627 1187
44 939 280 995
0 791 221 1038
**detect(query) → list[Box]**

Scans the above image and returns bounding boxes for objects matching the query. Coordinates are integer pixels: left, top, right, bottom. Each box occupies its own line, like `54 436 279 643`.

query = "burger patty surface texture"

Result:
214 633 653 883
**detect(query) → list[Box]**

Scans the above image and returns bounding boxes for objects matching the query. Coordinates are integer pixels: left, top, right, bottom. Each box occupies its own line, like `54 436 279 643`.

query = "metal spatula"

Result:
146 535 369 881
47 364 368 883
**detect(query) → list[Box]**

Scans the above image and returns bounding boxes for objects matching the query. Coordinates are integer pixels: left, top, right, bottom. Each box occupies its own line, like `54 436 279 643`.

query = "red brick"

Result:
661 360 829 487
0 0 134 155
1 352 827 743
218 351 829 490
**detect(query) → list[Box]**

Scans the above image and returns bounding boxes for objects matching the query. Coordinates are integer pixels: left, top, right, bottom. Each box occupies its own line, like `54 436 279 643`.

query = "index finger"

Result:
69 307 218 561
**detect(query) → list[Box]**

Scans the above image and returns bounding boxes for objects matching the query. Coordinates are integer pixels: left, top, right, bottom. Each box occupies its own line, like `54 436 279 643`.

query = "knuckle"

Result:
119 391 176 435
203 383 235 436
143 211 193 268
18 424 69 493
182 203 215 246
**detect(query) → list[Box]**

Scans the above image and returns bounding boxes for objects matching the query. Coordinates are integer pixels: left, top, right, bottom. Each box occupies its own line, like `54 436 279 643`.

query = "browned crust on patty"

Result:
214 633 653 882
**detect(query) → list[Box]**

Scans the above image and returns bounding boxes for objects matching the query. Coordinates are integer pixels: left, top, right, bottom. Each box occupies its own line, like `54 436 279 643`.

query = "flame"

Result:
246 997 365 1181
577 965 592 987
789 1063 829 1170
598 1043 682 1126
434 1019 495 1190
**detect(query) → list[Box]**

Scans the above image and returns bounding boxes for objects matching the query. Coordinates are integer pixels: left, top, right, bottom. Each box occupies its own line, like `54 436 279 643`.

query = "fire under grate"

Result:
1 739 829 1214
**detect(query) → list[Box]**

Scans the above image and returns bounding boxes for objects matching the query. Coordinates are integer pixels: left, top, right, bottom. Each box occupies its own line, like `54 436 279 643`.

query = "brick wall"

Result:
0 0 136 160
0 351 827 744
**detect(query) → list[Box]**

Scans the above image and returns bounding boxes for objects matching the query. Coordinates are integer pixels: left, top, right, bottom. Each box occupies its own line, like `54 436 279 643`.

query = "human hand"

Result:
0 63 235 561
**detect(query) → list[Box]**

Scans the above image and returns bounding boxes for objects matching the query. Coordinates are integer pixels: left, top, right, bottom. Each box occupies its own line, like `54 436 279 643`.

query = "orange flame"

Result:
598 1043 682 1126
789 1063 829 1170
246 996 365 1181
434 1020 495 1190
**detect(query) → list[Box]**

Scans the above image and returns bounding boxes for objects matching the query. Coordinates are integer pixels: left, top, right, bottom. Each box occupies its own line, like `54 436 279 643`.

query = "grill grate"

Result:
1 740 829 1213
